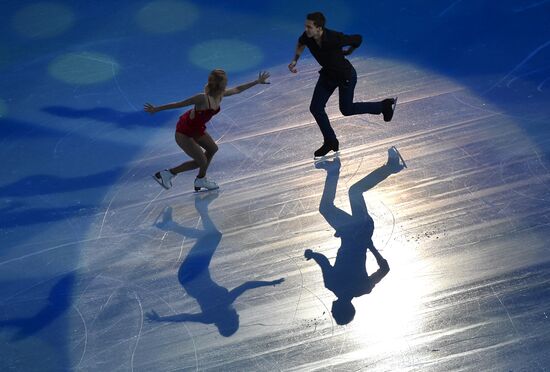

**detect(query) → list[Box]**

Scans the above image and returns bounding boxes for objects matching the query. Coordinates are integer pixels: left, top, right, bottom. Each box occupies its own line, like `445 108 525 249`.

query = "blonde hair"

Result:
205 69 227 97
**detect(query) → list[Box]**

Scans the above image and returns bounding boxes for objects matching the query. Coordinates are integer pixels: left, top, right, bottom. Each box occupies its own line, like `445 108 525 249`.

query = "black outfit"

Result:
299 29 385 147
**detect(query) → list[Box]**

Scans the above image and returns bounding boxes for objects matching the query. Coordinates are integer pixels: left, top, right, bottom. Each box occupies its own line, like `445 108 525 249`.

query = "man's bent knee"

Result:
340 105 354 116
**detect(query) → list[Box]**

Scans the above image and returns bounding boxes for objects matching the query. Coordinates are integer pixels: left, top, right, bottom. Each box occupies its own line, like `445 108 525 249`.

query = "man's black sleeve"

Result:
298 32 308 45
338 32 362 48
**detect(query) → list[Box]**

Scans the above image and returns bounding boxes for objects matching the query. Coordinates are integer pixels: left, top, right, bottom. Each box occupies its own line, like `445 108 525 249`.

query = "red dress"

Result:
175 99 220 139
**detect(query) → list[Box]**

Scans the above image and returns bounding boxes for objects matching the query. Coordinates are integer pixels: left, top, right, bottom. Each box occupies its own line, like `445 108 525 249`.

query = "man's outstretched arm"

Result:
288 42 306 73
305 249 334 289
146 310 209 324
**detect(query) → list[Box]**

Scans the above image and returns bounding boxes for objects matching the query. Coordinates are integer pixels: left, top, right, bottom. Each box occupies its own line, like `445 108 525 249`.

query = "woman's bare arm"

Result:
144 93 204 114
223 71 270 97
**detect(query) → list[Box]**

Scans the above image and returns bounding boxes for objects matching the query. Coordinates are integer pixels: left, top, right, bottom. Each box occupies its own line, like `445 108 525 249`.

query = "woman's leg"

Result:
171 132 208 175
194 132 218 178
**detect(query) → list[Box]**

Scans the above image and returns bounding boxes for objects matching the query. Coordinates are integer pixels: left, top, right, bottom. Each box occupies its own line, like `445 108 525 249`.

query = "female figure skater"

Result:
144 69 270 191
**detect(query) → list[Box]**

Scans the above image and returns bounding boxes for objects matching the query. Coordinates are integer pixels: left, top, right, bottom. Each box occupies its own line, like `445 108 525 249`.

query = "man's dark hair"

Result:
307 12 326 29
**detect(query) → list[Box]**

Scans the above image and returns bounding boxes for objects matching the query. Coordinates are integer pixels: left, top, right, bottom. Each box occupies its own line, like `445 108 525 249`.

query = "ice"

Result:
1 1 549 370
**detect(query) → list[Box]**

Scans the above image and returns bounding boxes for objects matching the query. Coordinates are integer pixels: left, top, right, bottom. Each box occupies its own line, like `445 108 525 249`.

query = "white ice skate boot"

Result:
153 169 174 190
194 176 219 192
386 146 407 172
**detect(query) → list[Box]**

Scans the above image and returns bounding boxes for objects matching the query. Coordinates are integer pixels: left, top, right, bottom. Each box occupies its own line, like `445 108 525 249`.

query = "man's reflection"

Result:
306 151 404 325
147 193 284 336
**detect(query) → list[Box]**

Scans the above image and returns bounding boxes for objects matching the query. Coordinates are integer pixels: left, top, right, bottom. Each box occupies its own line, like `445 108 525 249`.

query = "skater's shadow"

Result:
43 106 172 128
0 273 75 341
147 193 284 337
306 158 395 325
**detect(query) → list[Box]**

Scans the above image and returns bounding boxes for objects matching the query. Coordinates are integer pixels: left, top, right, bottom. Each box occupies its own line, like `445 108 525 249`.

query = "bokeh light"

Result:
189 39 263 72
12 2 74 39
136 0 199 34
48 52 119 85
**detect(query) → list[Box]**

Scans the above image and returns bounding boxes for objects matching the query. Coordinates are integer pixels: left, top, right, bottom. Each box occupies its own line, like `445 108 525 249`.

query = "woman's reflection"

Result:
147 192 284 336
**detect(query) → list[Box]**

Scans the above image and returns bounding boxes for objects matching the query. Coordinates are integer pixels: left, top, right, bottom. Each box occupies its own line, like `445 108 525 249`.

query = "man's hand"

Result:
144 103 157 114
288 61 298 73
257 71 271 84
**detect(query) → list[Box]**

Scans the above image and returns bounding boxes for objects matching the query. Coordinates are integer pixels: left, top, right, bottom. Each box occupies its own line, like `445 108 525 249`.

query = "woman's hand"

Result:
144 103 157 114
271 278 285 286
257 71 271 84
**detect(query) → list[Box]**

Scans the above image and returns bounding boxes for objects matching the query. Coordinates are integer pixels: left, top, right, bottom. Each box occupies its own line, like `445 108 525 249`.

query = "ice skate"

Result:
153 169 174 190
386 146 407 172
154 207 173 229
382 97 398 122
315 156 341 172
194 176 219 192
314 139 340 160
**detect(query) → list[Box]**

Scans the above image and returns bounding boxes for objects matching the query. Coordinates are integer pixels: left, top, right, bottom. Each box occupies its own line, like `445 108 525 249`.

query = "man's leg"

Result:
338 67 384 116
310 75 338 143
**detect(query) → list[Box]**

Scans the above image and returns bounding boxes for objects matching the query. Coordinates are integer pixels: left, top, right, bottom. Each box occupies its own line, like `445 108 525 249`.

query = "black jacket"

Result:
299 28 362 83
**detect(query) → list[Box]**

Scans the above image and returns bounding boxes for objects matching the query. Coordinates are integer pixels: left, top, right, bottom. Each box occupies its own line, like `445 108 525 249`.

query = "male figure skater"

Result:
289 12 397 158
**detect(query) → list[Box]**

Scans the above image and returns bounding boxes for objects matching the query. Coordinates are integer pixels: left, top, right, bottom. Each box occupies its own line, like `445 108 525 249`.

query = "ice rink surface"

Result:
1 1 550 371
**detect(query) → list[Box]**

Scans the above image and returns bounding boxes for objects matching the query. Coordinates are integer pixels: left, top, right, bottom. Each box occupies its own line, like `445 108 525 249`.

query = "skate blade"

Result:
391 146 407 168
392 96 398 112
193 187 220 193
314 151 340 162
152 175 169 190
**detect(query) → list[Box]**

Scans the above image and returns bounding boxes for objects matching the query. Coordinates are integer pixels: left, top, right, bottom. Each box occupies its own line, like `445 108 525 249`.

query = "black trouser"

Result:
309 66 383 142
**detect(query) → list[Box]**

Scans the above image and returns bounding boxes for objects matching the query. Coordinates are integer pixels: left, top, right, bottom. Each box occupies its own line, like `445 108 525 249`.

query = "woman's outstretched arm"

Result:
144 93 204 114
223 71 270 97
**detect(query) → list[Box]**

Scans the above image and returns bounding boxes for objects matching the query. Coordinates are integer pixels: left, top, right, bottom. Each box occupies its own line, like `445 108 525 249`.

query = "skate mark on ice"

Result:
490 285 545 370
130 292 144 372
75 277 199 370
112 64 137 111
287 253 305 323
379 199 396 251
0 237 105 268
215 111 238 143
437 0 464 17
484 40 550 94
98 192 116 238
175 217 202 265
73 305 88 369
537 76 550 92
451 93 504 116
513 0 550 12
506 66 550 88
302 285 334 335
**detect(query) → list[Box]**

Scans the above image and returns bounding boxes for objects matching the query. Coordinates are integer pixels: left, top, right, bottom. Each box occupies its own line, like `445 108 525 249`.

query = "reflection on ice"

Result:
147 193 284 336
305 157 400 324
